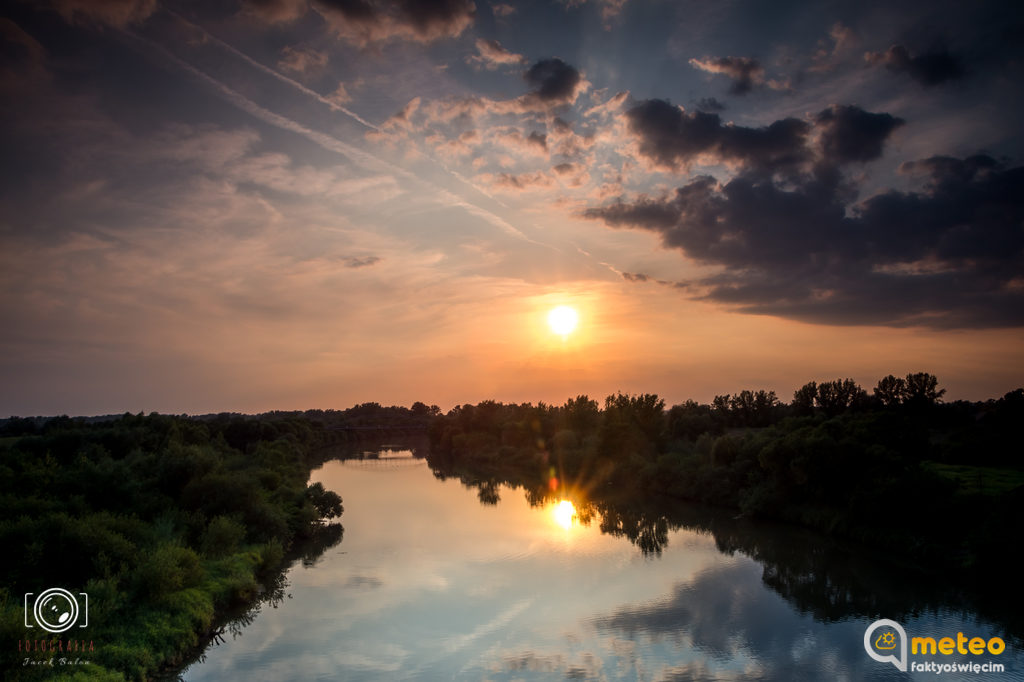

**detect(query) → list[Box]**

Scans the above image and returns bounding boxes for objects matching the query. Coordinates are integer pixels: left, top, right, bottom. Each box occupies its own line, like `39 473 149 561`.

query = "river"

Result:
181 446 1022 681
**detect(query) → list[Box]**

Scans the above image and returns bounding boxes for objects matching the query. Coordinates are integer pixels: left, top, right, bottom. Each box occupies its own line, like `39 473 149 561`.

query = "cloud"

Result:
46 0 156 28
809 22 857 73
624 98 811 174
523 58 586 106
560 0 629 28
478 170 555 192
694 97 725 112
241 0 308 23
583 153 1024 328
491 3 515 17
277 45 328 73
865 44 964 87
390 57 590 152
163 8 379 130
343 255 381 268
314 0 475 47
328 82 353 104
0 18 47 82
468 38 527 69
815 104 904 164
689 56 765 95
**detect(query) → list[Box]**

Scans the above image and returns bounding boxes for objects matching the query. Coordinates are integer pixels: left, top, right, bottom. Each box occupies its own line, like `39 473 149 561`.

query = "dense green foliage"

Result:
0 413 343 681
428 376 1024 575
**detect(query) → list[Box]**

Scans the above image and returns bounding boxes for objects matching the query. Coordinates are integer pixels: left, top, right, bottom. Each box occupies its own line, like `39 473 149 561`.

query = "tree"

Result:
815 379 867 416
792 382 818 416
874 375 906 406
600 393 666 458
307 482 343 519
563 395 600 433
903 372 945 407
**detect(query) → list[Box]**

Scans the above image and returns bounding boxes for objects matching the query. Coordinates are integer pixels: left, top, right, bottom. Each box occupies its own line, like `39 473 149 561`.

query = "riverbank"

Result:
426 384 1024 579
0 413 342 681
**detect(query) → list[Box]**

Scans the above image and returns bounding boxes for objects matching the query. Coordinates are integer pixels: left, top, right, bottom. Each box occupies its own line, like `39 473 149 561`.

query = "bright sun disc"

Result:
547 306 578 336
553 500 576 529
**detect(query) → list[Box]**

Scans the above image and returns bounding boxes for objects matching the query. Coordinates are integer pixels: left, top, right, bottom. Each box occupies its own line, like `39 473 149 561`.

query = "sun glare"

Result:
552 500 576 529
547 306 579 337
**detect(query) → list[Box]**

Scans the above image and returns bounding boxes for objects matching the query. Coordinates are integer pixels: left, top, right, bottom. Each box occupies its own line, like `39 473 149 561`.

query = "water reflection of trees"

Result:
168 522 344 680
311 435 432 466
427 457 1024 644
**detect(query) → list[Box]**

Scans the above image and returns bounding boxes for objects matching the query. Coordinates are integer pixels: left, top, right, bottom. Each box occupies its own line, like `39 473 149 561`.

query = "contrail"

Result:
127 30 408 179
122 29 551 248
163 7 380 131
155 6 564 248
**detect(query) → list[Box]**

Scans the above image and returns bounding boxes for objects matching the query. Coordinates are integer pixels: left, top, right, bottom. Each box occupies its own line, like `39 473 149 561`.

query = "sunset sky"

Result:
1 0 1022 416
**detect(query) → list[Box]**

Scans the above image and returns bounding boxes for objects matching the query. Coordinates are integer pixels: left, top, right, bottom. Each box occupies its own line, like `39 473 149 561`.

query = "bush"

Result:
306 482 343 519
201 516 246 558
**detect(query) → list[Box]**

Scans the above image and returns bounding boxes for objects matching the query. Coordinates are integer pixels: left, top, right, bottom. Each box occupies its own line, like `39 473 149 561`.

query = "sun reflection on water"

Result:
552 500 577 530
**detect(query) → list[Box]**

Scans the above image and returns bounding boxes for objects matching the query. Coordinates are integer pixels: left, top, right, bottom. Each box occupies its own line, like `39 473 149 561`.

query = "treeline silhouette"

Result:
0 412 343 681
427 374 1024 575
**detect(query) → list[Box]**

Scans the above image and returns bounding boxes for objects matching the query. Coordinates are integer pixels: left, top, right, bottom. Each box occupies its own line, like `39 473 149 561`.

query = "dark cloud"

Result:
621 272 649 282
624 98 810 174
694 97 725 112
689 56 765 95
316 0 391 24
524 58 583 104
0 18 46 76
45 0 156 27
395 0 473 36
584 154 1024 328
314 0 474 46
815 105 904 164
242 0 307 23
343 255 381 268
526 130 547 150
865 44 964 86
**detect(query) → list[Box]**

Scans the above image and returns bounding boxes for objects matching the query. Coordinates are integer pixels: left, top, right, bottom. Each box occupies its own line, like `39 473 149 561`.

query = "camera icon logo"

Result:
24 588 89 634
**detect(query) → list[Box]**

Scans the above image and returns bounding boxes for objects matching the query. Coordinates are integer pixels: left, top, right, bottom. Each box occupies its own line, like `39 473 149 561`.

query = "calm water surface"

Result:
182 448 1022 681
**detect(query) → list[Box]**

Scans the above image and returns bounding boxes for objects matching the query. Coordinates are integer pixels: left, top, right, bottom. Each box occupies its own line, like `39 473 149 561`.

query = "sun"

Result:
547 306 578 337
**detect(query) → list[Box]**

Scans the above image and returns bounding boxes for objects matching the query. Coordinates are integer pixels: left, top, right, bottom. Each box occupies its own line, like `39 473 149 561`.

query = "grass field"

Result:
924 461 1024 496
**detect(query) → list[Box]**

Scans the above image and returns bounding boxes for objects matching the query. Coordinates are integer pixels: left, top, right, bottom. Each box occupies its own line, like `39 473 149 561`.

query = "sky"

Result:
1 0 1023 416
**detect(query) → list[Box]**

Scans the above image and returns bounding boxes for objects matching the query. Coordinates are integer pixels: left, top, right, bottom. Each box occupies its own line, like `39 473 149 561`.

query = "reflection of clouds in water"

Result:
198 461 1024 682
591 559 892 681
345 575 383 588
492 649 608 680
443 598 533 653
656 659 740 682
